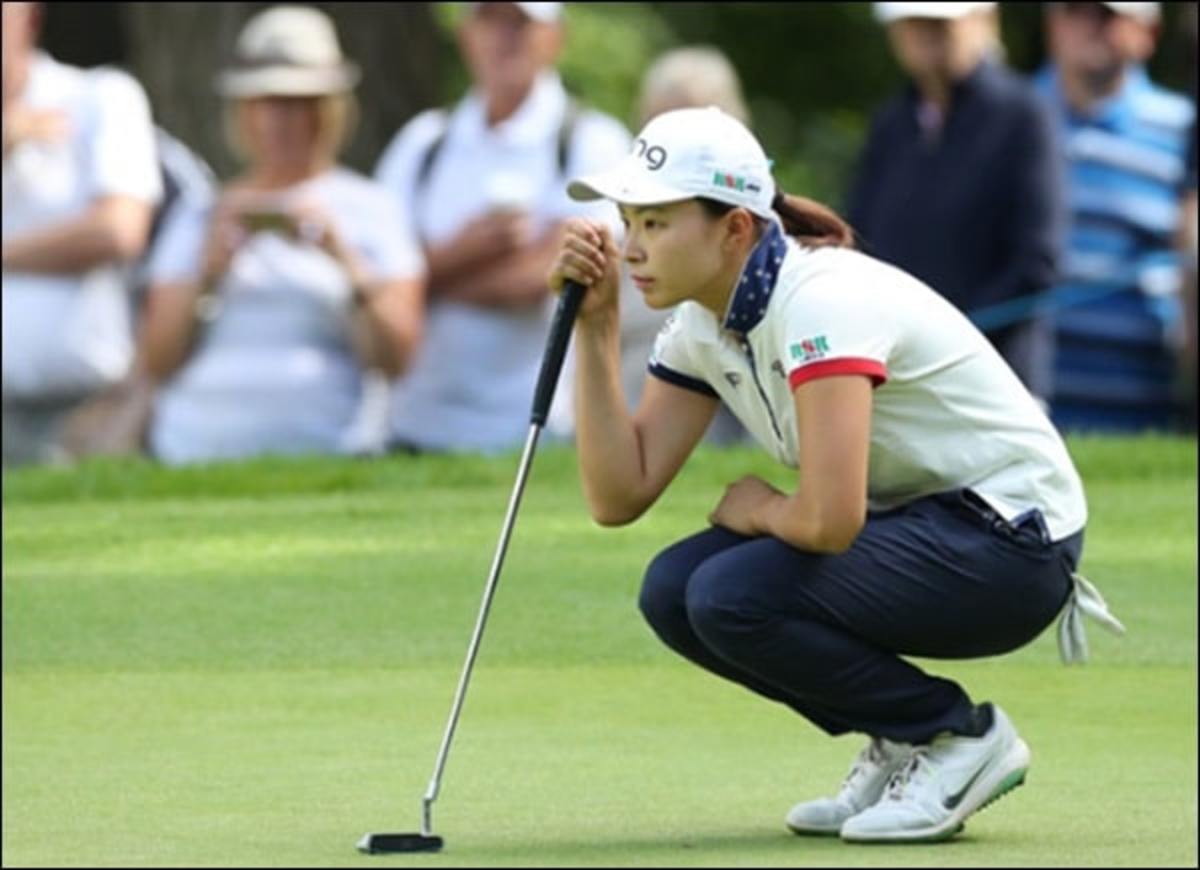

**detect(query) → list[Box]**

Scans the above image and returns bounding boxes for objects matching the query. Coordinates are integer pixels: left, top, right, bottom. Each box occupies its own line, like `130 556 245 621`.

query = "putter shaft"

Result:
420 422 543 835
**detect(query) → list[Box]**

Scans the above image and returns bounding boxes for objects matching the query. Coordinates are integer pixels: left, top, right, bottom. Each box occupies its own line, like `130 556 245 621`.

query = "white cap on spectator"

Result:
216 6 360 98
874 2 995 22
567 107 776 220
470 2 563 22
1099 2 1160 24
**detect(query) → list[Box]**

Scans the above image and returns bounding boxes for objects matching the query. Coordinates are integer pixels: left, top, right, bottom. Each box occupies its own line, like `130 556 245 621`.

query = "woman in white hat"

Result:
618 45 753 446
548 107 1122 843
138 6 425 463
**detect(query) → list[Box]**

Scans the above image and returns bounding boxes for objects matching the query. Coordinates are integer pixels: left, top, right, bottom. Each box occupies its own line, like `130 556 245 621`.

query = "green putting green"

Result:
3 436 1195 866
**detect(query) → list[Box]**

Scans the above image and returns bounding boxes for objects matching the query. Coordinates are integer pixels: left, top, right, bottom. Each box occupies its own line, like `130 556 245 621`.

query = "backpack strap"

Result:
414 97 582 225
555 97 581 178
414 110 451 201
410 110 450 242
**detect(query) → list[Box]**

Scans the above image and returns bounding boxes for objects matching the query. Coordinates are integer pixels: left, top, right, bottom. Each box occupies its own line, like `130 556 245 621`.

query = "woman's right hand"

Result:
548 218 621 323
198 193 252 290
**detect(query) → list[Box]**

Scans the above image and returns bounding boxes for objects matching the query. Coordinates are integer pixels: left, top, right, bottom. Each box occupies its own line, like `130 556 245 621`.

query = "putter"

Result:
358 279 587 855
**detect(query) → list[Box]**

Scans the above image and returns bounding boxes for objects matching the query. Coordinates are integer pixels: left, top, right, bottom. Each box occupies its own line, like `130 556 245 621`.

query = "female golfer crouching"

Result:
548 107 1120 843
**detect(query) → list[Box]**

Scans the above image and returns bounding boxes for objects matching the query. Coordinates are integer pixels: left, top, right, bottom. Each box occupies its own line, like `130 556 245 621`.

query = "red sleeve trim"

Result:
788 357 888 390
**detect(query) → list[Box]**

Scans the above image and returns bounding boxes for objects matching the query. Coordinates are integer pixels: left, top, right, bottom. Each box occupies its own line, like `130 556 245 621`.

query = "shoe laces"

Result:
883 749 931 801
838 738 889 794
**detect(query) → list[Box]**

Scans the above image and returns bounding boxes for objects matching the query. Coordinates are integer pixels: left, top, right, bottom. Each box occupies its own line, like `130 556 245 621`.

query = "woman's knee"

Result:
683 558 755 645
638 547 692 636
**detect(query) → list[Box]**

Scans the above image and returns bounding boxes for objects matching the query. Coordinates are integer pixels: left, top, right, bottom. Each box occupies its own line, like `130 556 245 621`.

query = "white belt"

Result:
1057 572 1126 664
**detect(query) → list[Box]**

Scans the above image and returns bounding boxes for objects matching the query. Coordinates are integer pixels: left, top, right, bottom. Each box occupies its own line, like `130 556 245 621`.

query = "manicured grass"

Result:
3 436 1196 866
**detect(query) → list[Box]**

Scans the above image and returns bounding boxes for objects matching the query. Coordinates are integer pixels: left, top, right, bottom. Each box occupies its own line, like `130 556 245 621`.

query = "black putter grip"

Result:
530 279 587 426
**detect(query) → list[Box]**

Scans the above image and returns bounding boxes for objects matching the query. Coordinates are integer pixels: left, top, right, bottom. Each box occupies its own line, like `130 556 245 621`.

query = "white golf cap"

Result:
216 6 360 98
1098 2 1160 23
567 106 776 220
874 2 995 23
470 2 563 22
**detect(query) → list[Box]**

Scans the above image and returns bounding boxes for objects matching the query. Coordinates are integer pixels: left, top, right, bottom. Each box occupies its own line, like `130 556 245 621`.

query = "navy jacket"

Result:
846 61 1065 328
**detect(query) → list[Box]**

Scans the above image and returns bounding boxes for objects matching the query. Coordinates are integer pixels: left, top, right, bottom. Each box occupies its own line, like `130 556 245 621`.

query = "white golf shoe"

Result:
785 737 911 836
840 703 1030 843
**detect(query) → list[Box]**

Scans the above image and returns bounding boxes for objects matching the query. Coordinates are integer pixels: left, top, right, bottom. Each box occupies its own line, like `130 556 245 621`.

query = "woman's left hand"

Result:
288 203 340 254
290 203 373 292
708 475 783 537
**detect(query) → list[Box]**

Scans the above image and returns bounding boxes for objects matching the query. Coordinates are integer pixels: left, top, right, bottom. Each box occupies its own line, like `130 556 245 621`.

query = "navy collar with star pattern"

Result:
722 220 787 334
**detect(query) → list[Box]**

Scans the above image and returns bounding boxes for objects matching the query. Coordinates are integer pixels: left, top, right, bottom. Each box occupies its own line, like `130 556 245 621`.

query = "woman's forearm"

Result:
1 197 153 275
346 279 423 378
573 313 654 525
140 282 213 381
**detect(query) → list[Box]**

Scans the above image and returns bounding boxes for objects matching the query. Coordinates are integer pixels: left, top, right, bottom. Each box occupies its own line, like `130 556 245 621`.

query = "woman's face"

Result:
241 95 322 170
618 200 733 311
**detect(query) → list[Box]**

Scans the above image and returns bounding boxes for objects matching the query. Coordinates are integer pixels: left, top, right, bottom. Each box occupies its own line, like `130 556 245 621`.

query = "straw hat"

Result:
216 6 360 99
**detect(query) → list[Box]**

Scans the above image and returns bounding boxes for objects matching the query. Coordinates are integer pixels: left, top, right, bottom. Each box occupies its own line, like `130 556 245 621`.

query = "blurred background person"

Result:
138 5 424 465
848 1 1064 403
2 0 161 466
374 1 629 454
1034 1 1195 432
1180 123 1197 431
55 125 218 460
137 126 218 311
1177 2 1197 432
627 44 752 444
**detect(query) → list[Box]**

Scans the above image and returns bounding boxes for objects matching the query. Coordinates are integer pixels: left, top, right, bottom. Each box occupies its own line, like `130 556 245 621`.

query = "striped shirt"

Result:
1033 64 1195 432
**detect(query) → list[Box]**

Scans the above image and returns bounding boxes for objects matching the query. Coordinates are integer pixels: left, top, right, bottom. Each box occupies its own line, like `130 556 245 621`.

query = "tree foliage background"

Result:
40 1 1198 210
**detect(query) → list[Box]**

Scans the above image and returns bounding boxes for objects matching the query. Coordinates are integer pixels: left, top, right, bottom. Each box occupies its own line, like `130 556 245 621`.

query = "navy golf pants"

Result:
639 489 1082 745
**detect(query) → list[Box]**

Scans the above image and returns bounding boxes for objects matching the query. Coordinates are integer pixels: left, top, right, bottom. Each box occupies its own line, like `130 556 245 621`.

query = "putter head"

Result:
357 832 444 854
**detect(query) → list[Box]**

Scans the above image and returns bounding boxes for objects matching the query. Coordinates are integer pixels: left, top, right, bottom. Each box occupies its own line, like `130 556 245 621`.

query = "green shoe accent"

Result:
979 769 1027 814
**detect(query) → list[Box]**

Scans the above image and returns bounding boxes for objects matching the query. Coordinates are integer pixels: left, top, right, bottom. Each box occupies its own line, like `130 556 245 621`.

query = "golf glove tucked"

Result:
1057 572 1125 665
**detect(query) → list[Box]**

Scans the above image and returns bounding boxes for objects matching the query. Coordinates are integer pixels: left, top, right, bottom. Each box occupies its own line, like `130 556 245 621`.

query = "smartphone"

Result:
240 210 296 235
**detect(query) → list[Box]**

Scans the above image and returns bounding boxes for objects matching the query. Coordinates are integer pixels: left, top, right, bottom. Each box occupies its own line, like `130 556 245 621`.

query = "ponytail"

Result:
696 190 857 249
771 190 855 249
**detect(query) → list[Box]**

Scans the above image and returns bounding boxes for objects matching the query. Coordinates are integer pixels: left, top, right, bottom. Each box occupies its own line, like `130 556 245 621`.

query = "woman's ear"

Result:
721 208 758 253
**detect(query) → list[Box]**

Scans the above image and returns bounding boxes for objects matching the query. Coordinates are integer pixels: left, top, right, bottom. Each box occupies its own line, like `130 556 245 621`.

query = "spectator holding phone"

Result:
139 6 425 463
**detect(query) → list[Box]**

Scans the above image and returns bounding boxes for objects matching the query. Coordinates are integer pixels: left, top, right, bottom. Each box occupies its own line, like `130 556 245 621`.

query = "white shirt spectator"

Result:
144 167 424 464
2 51 162 399
375 71 630 452
651 224 1088 541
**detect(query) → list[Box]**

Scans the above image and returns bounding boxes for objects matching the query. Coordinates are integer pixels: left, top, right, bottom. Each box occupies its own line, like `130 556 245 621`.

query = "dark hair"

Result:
698 190 855 249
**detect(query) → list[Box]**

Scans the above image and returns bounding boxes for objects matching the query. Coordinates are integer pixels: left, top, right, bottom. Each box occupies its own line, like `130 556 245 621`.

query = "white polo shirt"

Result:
650 222 1087 541
2 52 162 399
374 71 630 451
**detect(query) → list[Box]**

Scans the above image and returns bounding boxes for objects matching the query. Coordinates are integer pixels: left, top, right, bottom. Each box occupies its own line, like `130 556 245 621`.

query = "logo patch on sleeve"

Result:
789 335 830 363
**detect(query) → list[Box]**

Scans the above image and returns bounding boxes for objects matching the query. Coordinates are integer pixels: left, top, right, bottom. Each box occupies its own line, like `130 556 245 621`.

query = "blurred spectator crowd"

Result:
2 0 1196 468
